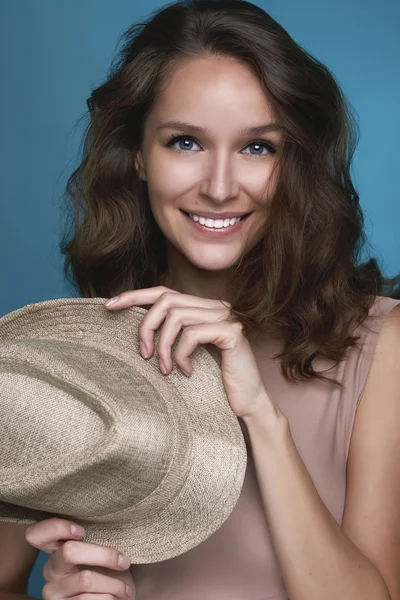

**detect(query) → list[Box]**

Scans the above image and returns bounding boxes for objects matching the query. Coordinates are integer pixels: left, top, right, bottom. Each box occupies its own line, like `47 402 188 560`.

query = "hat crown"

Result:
0 338 192 521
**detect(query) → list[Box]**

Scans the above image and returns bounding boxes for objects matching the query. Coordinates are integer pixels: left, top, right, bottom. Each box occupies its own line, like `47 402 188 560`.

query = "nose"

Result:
199 150 239 204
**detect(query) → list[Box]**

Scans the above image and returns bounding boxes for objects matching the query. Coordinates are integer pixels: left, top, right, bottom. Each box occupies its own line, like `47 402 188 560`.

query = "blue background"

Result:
0 0 399 596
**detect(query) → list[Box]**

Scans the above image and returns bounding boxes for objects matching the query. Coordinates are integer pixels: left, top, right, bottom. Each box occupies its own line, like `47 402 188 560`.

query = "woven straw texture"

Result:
0 298 247 563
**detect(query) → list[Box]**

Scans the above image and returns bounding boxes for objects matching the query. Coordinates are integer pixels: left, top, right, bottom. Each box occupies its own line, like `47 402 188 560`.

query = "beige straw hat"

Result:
0 297 247 563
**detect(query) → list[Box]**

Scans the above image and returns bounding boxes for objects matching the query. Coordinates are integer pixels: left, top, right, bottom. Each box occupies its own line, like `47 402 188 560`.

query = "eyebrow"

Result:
156 120 282 137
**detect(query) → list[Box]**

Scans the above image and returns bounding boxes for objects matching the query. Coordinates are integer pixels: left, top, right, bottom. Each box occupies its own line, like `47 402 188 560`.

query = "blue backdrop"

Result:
0 0 399 596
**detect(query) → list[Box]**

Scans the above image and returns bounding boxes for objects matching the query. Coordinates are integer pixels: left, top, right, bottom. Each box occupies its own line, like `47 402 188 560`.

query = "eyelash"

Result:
164 134 277 156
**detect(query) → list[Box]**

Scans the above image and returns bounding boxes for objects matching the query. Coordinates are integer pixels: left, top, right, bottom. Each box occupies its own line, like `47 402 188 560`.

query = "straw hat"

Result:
0 297 247 563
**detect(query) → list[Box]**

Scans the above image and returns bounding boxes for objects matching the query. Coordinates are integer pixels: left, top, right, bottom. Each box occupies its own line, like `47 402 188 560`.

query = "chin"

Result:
188 253 241 273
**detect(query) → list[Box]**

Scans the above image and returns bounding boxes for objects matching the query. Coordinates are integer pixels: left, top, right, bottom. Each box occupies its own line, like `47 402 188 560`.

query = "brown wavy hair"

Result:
60 0 400 387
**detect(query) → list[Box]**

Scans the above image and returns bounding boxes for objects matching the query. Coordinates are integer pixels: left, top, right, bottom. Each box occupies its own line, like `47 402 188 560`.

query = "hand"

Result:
25 518 136 600
105 286 278 422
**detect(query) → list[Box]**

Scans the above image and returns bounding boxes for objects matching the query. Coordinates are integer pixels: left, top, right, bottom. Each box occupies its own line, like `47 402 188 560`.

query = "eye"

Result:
242 141 276 156
165 135 201 152
164 134 277 156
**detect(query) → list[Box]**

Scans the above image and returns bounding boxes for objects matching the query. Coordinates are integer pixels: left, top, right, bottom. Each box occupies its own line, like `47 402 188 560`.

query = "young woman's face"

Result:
135 55 282 273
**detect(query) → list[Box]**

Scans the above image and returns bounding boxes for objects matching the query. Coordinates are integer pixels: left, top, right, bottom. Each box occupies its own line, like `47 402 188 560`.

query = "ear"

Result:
134 148 147 182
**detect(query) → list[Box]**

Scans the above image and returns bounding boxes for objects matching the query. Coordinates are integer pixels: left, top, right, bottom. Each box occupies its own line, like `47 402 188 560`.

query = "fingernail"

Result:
159 359 168 375
118 553 130 569
140 341 149 359
71 524 85 536
126 585 133 596
105 296 120 307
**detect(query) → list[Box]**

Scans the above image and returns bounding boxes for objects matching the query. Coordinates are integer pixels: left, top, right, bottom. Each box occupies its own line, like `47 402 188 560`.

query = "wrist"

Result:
242 399 289 441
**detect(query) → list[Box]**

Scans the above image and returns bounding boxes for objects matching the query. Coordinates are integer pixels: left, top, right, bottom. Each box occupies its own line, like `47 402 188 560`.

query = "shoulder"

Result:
342 299 400 597
359 297 400 398
361 296 400 367
352 296 400 439
347 296 400 404
364 298 400 406
378 299 400 344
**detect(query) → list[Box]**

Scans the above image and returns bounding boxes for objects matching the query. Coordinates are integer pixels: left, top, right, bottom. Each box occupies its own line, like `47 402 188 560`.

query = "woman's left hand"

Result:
104 286 277 422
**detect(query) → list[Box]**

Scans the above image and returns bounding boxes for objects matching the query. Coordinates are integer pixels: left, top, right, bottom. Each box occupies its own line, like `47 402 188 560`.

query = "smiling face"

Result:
134 55 282 290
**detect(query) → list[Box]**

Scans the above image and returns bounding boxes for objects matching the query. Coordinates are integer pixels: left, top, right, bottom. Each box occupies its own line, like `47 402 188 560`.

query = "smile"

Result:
189 213 244 229
181 210 252 237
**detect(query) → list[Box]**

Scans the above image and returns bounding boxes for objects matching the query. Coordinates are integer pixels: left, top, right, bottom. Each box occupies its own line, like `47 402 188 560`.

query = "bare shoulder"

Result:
0 522 40 593
342 303 400 599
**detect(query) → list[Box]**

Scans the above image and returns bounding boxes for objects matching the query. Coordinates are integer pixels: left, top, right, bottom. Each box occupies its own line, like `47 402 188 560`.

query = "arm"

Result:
242 304 400 600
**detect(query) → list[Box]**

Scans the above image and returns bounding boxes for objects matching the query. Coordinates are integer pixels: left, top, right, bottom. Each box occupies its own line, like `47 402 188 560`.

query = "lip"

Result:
181 209 252 219
182 210 251 238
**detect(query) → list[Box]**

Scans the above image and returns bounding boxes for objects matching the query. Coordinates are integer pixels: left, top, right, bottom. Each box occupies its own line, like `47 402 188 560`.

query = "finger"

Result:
25 518 86 553
104 286 229 313
47 541 131 581
139 296 230 357
43 569 131 600
104 286 180 309
173 321 243 374
156 307 227 374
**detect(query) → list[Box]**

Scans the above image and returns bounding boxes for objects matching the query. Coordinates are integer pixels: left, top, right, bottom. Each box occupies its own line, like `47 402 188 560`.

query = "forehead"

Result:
146 55 275 131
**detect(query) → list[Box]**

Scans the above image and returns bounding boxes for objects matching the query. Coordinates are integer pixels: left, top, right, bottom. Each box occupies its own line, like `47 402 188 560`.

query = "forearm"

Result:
242 405 390 600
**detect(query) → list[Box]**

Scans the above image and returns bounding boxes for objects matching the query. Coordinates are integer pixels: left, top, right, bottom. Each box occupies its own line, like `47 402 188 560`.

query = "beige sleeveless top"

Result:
130 295 400 599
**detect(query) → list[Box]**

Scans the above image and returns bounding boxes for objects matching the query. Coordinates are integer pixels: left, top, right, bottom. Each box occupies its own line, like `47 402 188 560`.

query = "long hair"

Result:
60 0 400 387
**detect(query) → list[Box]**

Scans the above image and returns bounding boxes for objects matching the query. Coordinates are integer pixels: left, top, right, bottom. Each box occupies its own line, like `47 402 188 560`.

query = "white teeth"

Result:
189 214 242 228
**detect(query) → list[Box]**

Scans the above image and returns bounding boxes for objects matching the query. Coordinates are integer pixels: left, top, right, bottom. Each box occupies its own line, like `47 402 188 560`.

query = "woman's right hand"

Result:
25 518 136 600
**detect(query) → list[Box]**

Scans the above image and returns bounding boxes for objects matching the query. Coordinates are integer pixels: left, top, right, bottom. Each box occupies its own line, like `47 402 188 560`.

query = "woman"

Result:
2 1 400 599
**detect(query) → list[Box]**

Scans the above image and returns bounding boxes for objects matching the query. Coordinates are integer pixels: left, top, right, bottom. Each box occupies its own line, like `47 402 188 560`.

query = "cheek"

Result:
147 154 199 205
242 179 274 214
255 165 278 207
145 146 278 211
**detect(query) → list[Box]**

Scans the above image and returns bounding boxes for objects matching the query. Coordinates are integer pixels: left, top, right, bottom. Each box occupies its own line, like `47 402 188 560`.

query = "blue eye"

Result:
165 135 276 156
242 142 273 156
165 136 201 152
